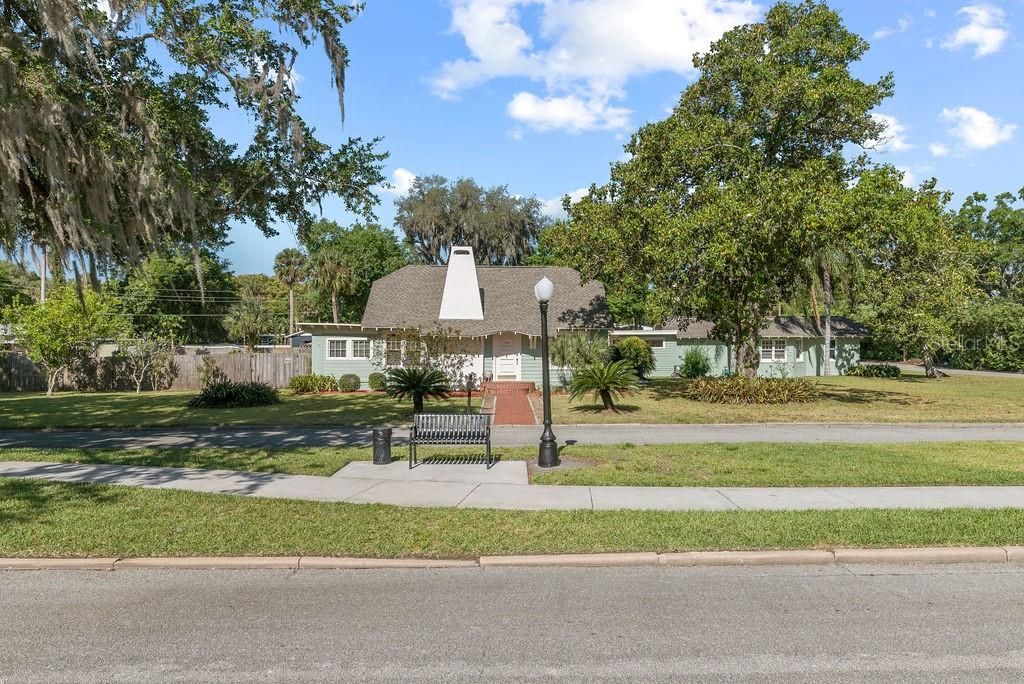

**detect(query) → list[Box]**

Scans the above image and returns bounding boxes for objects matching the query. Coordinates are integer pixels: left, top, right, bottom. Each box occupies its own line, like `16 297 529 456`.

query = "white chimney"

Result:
439 246 484 320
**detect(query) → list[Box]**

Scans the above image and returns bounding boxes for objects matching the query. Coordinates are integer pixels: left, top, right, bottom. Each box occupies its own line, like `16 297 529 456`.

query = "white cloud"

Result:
868 113 912 152
929 143 950 157
507 92 630 132
942 4 1009 57
433 0 763 132
874 16 912 40
541 187 589 219
941 106 1017 149
896 167 917 188
378 168 417 197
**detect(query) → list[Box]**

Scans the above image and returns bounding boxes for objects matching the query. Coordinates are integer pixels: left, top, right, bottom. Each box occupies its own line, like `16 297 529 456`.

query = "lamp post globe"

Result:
534 276 559 468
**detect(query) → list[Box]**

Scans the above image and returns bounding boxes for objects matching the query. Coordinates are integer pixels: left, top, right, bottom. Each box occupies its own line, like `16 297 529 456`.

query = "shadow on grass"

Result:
0 477 125 526
567 404 642 415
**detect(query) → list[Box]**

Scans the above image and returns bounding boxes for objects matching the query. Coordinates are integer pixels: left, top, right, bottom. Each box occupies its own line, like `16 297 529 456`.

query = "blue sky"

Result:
221 0 1024 274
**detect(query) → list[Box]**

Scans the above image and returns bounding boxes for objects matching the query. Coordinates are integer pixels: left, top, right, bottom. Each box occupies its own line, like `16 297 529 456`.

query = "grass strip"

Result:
3 479 1024 558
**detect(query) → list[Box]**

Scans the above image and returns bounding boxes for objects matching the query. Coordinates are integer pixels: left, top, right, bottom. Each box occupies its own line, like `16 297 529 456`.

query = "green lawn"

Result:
4 478 1024 558
0 391 479 429
4 441 1024 487
552 374 1024 424
1 373 1019 429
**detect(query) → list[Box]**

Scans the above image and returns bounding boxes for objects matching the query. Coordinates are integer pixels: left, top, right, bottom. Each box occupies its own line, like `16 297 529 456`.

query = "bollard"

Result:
372 426 393 465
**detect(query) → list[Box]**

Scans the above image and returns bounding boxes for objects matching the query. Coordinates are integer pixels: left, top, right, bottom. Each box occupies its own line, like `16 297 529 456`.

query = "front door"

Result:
493 333 521 380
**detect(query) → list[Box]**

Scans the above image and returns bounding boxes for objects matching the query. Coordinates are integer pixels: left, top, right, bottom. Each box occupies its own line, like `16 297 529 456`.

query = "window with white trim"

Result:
647 339 665 349
385 339 403 367
760 339 787 362
829 339 837 361
352 339 370 359
327 339 347 359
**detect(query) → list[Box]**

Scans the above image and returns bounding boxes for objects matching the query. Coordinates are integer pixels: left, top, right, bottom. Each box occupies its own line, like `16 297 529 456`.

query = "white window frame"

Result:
760 339 787 363
647 339 666 349
350 339 371 360
326 337 371 361
829 338 837 361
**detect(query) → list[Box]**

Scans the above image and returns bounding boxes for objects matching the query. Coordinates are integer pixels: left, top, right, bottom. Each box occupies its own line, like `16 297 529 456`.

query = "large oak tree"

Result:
1 0 386 284
548 1 892 375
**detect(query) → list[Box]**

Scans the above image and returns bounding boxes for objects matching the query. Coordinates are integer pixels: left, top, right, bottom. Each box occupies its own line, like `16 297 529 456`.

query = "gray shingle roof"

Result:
666 316 868 339
360 265 611 337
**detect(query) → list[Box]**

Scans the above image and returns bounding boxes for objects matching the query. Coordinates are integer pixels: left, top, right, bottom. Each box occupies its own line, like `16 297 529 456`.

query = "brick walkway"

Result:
483 381 537 426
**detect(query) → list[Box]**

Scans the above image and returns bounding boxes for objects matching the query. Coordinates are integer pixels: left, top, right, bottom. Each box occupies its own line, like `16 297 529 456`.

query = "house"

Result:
298 246 612 388
610 316 867 378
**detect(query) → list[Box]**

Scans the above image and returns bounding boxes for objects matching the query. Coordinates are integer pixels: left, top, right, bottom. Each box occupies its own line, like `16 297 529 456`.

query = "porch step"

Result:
481 381 536 395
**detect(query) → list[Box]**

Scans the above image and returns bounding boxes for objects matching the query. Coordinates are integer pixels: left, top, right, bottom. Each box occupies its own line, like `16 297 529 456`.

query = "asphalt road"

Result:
3 564 1024 682
2 422 1024 450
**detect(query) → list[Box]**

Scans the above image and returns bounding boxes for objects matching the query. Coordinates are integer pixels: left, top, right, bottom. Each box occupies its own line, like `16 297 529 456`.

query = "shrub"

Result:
385 367 451 413
338 374 361 391
198 356 228 387
679 348 712 378
188 380 281 408
288 374 338 393
946 301 1024 372
682 376 819 404
611 337 656 379
549 333 609 373
568 360 639 412
368 372 386 390
844 364 901 378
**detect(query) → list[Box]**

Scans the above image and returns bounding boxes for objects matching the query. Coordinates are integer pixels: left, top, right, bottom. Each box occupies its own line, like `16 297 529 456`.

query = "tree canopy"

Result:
300 220 407 322
547 0 892 374
395 175 547 265
1 0 386 280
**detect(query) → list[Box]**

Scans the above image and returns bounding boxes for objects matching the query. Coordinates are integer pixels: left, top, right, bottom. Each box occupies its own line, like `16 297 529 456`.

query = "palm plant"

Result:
273 248 306 334
309 245 353 323
224 297 277 356
384 366 451 413
568 360 639 412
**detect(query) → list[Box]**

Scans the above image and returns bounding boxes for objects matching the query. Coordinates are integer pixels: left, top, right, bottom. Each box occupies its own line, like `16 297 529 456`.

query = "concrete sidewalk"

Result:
2 422 1024 450
6 460 1024 512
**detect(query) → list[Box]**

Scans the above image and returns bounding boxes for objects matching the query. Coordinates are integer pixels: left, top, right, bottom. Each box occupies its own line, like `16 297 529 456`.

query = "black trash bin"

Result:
372 426 393 465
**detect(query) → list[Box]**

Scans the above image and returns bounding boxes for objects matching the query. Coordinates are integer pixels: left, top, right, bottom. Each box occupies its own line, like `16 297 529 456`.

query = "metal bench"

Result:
409 413 492 469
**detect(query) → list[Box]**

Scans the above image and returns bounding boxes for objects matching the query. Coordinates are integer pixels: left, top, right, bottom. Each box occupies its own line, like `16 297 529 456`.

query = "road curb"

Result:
833 547 1008 565
299 557 477 569
479 552 660 568
660 550 834 567
2 547 1023 570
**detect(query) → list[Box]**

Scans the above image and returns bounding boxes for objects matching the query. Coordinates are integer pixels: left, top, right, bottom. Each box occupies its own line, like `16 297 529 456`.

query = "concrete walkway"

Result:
6 460 1024 511
890 362 1024 379
2 422 1024 450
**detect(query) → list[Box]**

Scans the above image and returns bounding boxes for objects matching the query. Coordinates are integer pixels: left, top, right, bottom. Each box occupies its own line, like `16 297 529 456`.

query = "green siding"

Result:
311 334 380 388
482 337 493 376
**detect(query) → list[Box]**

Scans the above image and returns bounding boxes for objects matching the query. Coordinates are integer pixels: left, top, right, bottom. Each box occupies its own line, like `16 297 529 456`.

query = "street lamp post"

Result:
534 276 560 468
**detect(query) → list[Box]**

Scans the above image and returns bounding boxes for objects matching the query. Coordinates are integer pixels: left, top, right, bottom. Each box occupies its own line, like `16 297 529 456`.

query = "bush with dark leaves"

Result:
188 381 281 408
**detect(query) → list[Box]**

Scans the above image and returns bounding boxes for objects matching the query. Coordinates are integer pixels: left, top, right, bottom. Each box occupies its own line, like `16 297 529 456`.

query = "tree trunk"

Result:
331 293 340 324
809 282 821 330
38 243 47 303
923 350 938 379
413 394 425 413
288 287 295 335
46 368 61 396
135 377 144 394
822 262 833 377
600 389 616 412
735 335 759 378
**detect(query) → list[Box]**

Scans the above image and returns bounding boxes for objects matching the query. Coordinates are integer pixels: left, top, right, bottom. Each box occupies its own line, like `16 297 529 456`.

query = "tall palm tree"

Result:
273 248 306 334
800 245 863 375
309 245 353 323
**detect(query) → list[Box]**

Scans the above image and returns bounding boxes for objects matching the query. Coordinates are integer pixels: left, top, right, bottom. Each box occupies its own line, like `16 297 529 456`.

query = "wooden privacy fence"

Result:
167 350 311 390
0 352 47 392
0 349 311 392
